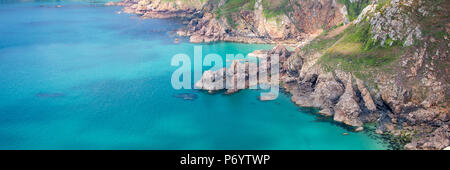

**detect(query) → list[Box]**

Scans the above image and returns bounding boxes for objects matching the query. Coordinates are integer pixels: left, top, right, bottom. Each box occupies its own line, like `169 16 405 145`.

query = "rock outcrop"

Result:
195 45 284 95
111 0 205 18
109 0 450 150
333 74 363 127
110 0 347 44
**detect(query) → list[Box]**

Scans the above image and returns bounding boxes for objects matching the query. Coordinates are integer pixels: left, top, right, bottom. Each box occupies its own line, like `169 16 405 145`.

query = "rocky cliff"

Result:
108 0 450 150
106 0 206 18
110 0 348 44
285 0 449 150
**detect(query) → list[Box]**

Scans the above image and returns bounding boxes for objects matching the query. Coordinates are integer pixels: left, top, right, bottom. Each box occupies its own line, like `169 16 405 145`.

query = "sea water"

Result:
0 0 389 149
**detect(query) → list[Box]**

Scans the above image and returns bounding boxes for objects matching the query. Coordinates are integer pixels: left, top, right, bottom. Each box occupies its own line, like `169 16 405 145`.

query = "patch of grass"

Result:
376 0 391 12
214 0 258 26
262 0 293 19
214 0 256 18
214 0 293 21
318 22 406 85
300 29 344 56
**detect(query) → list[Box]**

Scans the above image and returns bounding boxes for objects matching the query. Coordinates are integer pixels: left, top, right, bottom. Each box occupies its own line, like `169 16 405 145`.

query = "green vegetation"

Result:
376 0 391 11
261 0 293 19
214 0 256 18
337 0 371 21
213 0 256 27
318 21 405 85
214 0 294 24
301 31 344 56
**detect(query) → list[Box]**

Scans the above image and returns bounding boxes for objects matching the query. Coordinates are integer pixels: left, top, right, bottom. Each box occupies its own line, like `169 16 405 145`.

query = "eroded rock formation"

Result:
109 0 449 150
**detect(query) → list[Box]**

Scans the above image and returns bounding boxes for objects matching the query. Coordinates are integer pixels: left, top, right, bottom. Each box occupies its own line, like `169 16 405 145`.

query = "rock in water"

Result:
375 129 383 134
173 93 198 101
318 108 333 117
174 38 180 44
355 127 364 132
259 93 278 101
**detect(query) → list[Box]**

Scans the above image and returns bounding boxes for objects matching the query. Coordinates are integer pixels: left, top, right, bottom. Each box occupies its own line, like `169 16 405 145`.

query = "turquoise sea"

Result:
0 0 389 149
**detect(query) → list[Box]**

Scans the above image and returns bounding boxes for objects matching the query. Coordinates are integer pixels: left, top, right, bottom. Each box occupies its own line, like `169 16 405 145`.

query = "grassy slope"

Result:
213 0 293 19
318 21 404 87
299 1 406 88
303 0 449 92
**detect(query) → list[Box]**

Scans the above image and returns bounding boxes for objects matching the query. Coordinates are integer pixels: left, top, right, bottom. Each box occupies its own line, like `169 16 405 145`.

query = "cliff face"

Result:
106 0 206 18
112 0 348 44
284 0 449 150
109 0 449 150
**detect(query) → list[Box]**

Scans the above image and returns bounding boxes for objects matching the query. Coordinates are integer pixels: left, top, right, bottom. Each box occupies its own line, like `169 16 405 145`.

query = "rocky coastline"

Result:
107 0 346 45
107 0 449 150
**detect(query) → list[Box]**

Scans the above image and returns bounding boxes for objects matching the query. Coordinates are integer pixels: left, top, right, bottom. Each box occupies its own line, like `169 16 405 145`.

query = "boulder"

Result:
333 74 363 127
355 126 364 132
356 78 377 111
259 93 278 101
406 125 450 150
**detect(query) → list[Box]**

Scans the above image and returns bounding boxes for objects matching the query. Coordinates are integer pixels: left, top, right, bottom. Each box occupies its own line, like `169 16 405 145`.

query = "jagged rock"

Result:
377 76 408 114
194 69 225 91
190 35 204 43
268 45 291 61
117 0 203 18
318 108 333 117
120 0 345 44
355 127 364 132
354 4 376 24
116 0 449 150
406 125 450 150
292 72 344 110
195 46 291 94
356 78 377 111
312 73 345 107
284 54 303 77
375 129 383 134
405 109 439 125
369 0 423 47
333 74 363 127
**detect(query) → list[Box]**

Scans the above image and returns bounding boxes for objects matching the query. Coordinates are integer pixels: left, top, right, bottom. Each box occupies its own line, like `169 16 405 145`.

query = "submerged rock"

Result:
259 93 278 101
174 38 180 44
115 0 449 150
173 93 198 101
355 127 364 132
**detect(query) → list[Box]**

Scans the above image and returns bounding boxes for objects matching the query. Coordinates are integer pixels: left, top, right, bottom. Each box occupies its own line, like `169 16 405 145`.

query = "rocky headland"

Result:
108 0 347 44
108 0 450 150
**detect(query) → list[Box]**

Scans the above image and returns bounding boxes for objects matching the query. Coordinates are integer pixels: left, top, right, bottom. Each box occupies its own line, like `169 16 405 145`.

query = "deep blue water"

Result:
0 0 389 149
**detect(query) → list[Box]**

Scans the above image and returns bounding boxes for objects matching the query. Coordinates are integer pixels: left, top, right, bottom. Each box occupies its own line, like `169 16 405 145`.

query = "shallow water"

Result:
0 0 389 149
